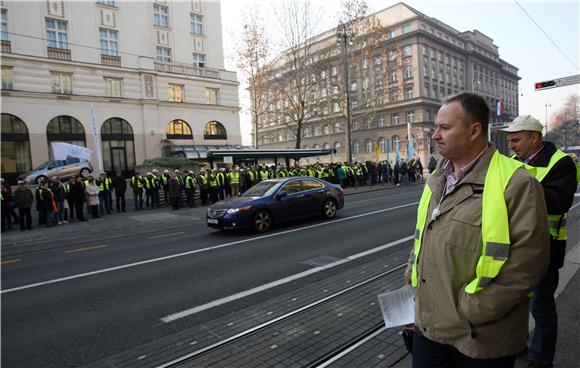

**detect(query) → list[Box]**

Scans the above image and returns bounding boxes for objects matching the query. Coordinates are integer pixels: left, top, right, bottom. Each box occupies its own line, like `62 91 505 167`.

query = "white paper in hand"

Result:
377 285 415 329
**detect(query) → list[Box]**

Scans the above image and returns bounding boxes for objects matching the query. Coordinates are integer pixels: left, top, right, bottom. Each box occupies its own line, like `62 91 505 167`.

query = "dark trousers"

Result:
90 205 99 218
170 197 180 210
98 192 111 214
18 208 32 230
75 201 86 221
530 266 560 367
412 329 516 368
185 188 195 207
116 193 126 212
134 190 143 210
201 187 208 205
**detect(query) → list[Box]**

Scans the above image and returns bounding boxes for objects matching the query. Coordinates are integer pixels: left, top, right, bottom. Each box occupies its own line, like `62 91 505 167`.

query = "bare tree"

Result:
552 94 580 128
264 0 326 149
236 8 271 148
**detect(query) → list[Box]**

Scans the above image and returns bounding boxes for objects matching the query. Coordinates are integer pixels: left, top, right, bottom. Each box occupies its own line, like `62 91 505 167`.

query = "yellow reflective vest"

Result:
412 151 526 294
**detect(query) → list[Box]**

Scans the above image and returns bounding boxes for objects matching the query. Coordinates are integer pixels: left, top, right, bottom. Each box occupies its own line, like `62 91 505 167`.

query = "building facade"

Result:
1 0 240 181
254 3 519 165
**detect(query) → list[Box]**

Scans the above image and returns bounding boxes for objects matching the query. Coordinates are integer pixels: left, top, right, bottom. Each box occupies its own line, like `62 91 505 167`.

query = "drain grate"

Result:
301 255 343 267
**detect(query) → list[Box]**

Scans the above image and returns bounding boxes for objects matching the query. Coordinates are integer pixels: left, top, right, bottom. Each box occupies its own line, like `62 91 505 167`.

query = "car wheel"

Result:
80 168 90 178
322 199 337 219
253 210 272 233
36 175 48 185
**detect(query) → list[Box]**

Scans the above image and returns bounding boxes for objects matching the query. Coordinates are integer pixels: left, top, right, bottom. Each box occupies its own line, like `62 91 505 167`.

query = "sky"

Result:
220 0 580 145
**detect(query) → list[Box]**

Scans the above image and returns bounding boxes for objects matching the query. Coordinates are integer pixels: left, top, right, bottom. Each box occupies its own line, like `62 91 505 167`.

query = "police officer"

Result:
198 169 209 205
96 171 112 215
502 115 578 368
131 172 144 210
184 170 197 208
161 169 171 206
209 169 219 204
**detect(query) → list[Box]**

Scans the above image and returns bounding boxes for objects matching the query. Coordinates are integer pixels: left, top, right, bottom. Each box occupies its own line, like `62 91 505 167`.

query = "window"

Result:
332 102 339 112
46 19 68 49
154 4 169 27
407 111 415 123
362 59 368 69
378 117 385 127
334 142 341 154
403 45 412 57
334 122 341 133
365 139 373 153
204 121 227 139
205 88 219 104
105 77 122 97
97 0 115 5
404 87 414 99
388 51 397 61
281 181 303 195
389 90 398 102
320 70 326 80
193 52 206 67
51 72 72 94
390 71 397 82
323 124 330 135
404 66 413 79
168 84 184 102
402 24 411 34
331 66 337 76
353 140 360 155
374 56 382 65
376 90 384 105
156 46 171 62
423 65 429 77
99 28 118 56
1 66 13 90
378 137 386 153
1 9 8 41
350 80 357 91
392 113 400 125
167 119 192 139
375 75 383 87
190 14 203 35
422 45 428 56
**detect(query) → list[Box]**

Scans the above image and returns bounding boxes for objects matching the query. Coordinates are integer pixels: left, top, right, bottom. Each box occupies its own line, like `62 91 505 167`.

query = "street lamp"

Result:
545 100 551 135
337 21 354 164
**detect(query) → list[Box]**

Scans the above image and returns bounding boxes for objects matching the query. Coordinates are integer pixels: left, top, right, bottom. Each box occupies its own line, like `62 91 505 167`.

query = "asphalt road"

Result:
1 185 424 368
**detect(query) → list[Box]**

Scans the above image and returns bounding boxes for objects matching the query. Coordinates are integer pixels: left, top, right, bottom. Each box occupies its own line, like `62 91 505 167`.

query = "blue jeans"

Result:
530 266 559 367
52 200 64 223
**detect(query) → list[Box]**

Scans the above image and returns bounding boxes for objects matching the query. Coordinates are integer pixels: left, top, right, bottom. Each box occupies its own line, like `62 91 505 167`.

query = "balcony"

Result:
1 40 11 53
154 61 220 79
101 54 122 67
47 47 71 61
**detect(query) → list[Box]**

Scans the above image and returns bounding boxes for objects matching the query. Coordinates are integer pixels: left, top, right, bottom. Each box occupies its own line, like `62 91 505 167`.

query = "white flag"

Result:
51 142 93 161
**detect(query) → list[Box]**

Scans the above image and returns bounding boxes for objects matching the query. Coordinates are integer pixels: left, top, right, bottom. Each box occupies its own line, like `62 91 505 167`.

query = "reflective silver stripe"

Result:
548 218 566 229
415 229 421 240
485 242 510 260
411 253 416 263
478 277 493 288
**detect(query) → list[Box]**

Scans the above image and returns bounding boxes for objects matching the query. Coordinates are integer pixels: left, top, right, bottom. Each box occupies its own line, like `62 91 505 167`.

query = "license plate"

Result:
207 218 218 224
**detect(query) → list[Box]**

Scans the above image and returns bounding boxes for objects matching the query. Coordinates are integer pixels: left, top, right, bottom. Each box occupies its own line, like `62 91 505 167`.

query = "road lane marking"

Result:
1 258 22 265
64 244 108 254
160 235 414 323
1 201 418 294
149 231 185 239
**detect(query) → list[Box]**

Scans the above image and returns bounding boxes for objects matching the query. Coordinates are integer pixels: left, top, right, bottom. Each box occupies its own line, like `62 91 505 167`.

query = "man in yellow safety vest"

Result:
404 93 549 367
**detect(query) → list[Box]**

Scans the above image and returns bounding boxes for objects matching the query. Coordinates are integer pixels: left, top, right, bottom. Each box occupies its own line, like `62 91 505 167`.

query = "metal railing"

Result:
154 61 220 79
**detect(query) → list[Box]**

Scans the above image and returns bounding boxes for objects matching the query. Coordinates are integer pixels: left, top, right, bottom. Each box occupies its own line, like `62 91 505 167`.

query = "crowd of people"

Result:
1 157 428 232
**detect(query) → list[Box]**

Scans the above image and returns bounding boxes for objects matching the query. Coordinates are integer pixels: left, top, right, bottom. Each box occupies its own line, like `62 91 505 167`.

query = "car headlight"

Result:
227 205 252 214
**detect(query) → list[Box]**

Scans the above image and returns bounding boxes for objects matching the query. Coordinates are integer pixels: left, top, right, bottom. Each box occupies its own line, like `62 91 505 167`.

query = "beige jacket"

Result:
405 146 549 359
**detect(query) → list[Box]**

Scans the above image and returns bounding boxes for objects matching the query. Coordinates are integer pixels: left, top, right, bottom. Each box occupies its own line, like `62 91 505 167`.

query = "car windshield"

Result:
242 181 279 197
35 160 57 170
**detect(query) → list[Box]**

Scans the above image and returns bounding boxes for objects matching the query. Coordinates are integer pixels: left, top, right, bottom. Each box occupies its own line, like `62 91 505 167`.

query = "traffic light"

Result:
534 80 557 91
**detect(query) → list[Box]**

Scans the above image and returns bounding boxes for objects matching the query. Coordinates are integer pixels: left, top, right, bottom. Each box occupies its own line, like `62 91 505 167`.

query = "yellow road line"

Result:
1 258 22 265
149 231 185 240
64 244 108 254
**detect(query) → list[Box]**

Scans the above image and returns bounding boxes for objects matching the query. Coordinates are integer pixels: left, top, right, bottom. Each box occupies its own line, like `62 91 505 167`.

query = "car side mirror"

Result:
47 165 54 169
277 191 287 200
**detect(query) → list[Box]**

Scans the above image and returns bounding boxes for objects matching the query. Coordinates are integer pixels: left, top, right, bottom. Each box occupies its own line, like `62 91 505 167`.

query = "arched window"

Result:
167 119 193 140
334 122 341 133
323 143 330 150
323 124 330 135
101 117 135 175
334 142 341 154
303 145 309 149
303 127 310 137
353 140 360 155
204 120 227 139
392 135 401 156
378 137 387 153
46 115 86 160
1 113 32 181
313 144 321 149
365 139 373 153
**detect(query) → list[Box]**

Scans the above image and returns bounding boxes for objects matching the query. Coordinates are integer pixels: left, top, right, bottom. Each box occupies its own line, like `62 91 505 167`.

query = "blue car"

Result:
207 177 344 233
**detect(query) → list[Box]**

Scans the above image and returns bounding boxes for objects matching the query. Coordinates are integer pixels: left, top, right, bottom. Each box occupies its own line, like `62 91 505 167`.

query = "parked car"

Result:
19 157 93 184
207 177 344 233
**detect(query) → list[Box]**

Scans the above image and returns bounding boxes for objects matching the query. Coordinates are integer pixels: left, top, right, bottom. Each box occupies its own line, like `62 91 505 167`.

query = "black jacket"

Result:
112 176 127 194
527 141 577 269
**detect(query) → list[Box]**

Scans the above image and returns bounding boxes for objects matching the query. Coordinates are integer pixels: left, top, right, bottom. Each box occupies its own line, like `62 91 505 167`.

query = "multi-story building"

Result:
254 2 519 165
1 0 240 182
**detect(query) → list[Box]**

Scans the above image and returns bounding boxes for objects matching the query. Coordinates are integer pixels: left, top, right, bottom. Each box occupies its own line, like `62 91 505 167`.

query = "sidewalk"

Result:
0 181 415 252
